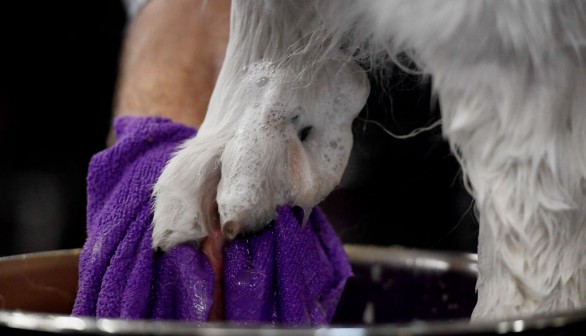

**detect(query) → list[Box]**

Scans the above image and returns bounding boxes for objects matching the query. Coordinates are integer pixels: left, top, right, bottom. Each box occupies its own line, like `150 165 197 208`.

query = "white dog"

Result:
146 0 586 321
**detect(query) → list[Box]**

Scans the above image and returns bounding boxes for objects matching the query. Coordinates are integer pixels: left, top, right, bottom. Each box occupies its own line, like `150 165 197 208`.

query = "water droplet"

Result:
256 77 269 87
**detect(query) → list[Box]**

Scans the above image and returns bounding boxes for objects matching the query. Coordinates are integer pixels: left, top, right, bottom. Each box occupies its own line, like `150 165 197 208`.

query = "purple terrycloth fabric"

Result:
72 116 352 326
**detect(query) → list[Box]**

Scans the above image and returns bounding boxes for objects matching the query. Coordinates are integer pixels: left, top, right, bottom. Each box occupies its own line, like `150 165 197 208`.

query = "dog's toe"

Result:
151 137 223 251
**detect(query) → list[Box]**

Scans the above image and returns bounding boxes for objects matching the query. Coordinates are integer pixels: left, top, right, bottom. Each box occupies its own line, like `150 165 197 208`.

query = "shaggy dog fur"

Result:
147 0 586 321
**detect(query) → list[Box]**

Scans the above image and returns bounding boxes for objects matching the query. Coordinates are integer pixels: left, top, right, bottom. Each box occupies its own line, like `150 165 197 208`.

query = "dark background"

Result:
0 1 126 255
0 1 477 257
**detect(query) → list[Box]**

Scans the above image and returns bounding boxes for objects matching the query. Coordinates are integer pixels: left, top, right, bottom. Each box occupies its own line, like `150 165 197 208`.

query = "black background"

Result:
0 1 477 257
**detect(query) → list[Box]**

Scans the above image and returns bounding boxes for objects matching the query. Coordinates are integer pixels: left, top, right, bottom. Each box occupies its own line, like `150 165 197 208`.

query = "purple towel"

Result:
72 116 352 326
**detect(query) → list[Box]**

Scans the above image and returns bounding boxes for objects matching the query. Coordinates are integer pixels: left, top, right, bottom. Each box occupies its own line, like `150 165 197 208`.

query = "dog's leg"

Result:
435 59 586 320
351 0 586 320
151 0 370 250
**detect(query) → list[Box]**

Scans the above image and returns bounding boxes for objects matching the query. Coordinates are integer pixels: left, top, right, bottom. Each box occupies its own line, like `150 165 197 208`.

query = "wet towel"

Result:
72 116 352 325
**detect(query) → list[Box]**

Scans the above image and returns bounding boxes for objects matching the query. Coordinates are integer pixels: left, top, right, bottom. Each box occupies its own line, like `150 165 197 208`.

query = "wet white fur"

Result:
151 0 586 321
152 59 369 244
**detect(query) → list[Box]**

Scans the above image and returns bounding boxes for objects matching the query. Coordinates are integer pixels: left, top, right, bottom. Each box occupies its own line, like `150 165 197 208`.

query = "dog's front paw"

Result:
151 59 370 252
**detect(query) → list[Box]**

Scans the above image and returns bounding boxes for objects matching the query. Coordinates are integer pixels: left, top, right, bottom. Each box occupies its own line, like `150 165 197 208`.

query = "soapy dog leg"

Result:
151 0 369 250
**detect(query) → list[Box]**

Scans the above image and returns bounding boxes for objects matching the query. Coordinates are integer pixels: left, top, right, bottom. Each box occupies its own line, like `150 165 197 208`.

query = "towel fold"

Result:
72 116 352 325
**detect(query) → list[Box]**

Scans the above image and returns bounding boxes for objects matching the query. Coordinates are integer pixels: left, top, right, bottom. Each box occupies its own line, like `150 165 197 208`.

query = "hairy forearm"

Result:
112 0 230 142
